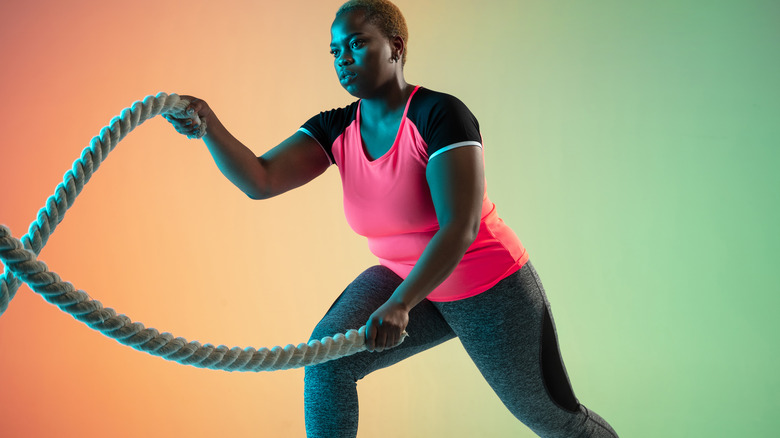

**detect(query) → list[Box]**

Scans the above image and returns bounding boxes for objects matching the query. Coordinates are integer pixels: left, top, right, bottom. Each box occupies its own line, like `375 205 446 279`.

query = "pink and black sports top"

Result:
299 86 529 302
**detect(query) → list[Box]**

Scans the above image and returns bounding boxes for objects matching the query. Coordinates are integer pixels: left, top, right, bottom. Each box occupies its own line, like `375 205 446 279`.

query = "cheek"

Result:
368 53 382 67
361 51 386 72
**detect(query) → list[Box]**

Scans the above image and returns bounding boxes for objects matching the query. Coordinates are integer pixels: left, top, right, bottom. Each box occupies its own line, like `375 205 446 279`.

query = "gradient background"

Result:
1 1 778 437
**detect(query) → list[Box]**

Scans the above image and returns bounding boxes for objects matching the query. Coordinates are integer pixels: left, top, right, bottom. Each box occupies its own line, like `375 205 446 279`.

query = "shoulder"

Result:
305 99 360 128
408 86 475 119
407 87 482 157
408 86 480 134
301 99 360 142
299 100 360 163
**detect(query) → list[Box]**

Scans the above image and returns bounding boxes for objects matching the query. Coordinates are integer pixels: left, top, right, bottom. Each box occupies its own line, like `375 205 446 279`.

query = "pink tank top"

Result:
301 86 529 301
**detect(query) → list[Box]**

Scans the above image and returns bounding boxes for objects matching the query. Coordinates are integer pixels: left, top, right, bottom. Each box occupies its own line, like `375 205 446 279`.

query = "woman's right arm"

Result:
168 96 331 200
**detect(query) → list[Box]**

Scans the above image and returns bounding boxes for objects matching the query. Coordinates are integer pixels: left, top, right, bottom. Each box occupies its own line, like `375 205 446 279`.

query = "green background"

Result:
401 0 779 435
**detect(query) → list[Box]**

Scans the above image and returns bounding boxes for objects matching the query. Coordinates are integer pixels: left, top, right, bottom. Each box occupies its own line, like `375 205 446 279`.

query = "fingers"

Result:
184 97 200 115
184 97 208 122
374 329 388 353
365 321 377 352
365 318 387 352
387 331 398 349
176 95 198 114
365 302 409 353
160 95 209 138
163 114 200 137
365 320 404 353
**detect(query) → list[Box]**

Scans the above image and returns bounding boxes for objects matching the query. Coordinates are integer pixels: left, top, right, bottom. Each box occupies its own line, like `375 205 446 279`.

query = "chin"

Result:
342 84 366 99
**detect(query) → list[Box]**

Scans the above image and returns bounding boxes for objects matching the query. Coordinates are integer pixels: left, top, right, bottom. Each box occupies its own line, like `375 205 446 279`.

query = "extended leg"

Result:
434 261 619 438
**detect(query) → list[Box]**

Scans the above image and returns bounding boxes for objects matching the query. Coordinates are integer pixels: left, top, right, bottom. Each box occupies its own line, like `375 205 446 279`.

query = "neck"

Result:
360 75 414 119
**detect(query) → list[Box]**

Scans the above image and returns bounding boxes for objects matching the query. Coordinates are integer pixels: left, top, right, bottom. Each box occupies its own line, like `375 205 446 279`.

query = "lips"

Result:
339 70 356 81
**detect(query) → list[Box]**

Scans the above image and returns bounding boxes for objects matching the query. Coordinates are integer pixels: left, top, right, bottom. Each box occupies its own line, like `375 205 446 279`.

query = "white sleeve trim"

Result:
428 141 483 161
298 127 333 165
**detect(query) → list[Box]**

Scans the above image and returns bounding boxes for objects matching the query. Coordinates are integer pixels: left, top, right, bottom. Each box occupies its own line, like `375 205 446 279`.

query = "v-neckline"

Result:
357 85 420 163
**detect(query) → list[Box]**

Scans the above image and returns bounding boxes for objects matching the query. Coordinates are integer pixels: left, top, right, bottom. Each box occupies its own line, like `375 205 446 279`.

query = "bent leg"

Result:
434 261 619 438
304 265 456 438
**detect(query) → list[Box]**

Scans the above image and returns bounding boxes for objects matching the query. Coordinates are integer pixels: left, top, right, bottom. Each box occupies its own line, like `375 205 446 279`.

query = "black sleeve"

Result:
300 102 358 165
412 90 483 158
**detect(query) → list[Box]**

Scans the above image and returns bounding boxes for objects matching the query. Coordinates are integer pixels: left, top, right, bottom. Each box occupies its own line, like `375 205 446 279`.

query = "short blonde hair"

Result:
336 0 409 65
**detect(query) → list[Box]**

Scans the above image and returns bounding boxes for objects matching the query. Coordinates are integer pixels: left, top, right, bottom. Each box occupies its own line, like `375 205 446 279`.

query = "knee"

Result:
304 360 357 395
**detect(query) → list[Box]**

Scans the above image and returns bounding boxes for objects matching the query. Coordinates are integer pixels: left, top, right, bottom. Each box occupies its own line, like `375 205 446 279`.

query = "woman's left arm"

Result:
364 145 485 351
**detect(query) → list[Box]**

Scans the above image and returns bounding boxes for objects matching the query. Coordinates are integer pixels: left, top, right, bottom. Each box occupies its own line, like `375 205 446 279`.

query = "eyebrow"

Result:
330 32 364 48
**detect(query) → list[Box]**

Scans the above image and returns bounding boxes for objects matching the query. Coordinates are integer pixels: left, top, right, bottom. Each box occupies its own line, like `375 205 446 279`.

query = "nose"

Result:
337 53 353 67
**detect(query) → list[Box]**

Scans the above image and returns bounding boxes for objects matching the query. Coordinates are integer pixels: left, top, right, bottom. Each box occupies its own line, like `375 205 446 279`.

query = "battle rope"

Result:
0 93 405 371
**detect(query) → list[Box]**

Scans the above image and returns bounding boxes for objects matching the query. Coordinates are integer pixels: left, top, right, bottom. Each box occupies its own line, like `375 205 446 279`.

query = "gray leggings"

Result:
304 261 618 437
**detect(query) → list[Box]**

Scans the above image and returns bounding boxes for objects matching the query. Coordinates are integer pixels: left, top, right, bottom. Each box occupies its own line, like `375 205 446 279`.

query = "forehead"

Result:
330 10 382 43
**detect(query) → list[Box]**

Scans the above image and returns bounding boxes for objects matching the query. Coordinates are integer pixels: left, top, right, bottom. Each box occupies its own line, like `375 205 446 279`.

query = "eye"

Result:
330 49 339 58
350 39 365 49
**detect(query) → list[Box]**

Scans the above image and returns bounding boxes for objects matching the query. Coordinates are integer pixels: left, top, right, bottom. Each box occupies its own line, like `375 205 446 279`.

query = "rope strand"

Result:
0 93 405 371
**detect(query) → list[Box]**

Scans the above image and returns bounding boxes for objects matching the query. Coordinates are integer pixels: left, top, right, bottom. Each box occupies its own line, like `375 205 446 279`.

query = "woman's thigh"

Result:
307 265 456 381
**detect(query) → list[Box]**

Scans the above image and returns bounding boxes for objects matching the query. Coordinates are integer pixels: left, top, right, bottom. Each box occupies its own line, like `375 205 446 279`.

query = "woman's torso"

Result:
300 86 529 301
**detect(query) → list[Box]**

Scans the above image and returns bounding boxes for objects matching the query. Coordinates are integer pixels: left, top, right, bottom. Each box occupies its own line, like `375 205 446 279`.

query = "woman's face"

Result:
330 10 398 98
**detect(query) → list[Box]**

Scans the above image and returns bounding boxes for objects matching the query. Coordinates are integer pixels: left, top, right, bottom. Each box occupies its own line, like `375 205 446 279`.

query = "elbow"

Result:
246 192 264 200
465 220 480 246
441 219 481 250
244 160 274 200
244 173 275 200
246 190 272 200
244 184 273 200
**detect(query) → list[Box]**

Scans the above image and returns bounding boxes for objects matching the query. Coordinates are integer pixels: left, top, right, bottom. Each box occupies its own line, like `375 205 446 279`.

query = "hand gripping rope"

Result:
0 93 406 372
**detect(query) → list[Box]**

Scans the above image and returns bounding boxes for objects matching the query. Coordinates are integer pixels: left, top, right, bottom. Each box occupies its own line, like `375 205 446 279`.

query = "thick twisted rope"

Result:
0 93 404 371
0 93 198 314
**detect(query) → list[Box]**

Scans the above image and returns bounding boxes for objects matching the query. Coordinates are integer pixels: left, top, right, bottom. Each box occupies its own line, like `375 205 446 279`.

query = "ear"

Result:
391 35 405 60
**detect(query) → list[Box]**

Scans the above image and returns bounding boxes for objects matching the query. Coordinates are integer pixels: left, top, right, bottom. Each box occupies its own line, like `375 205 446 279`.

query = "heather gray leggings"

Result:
304 261 618 437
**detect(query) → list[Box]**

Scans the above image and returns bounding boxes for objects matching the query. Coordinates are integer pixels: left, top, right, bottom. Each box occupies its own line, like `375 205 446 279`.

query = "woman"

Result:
166 1 618 437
